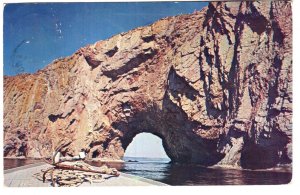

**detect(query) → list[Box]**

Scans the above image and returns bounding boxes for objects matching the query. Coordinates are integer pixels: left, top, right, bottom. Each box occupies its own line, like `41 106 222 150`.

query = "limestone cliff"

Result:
3 0 292 169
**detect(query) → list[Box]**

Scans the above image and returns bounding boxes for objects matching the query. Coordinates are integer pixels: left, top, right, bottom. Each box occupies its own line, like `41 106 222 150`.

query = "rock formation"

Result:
4 0 292 169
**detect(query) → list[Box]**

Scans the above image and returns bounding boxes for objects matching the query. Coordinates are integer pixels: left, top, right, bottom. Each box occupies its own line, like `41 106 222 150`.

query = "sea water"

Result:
4 157 292 185
120 157 292 185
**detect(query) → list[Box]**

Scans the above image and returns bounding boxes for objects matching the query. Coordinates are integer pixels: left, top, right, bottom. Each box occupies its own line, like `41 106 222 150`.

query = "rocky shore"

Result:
4 0 292 170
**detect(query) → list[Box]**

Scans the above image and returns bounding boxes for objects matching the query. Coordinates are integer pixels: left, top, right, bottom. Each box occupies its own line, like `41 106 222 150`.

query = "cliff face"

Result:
4 1 292 169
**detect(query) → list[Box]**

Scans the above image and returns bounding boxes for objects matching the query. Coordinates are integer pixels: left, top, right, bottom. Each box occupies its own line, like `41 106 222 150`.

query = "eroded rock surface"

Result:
4 1 292 169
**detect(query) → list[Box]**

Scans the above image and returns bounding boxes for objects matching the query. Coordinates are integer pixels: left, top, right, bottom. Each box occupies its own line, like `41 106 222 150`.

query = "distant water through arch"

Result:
124 132 170 159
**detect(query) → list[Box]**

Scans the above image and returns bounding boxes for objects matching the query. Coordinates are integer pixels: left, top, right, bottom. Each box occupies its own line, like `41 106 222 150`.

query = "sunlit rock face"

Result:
4 1 292 169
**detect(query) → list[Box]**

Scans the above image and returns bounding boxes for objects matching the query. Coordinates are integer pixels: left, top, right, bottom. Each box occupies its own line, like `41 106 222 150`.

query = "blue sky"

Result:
4 2 207 76
3 2 207 158
124 133 170 159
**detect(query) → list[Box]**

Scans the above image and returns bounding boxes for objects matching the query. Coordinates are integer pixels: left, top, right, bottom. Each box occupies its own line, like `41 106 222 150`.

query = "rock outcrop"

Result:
4 0 292 169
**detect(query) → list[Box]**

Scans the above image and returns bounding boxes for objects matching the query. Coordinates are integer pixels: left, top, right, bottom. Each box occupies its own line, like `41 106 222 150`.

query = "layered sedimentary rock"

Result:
4 0 292 169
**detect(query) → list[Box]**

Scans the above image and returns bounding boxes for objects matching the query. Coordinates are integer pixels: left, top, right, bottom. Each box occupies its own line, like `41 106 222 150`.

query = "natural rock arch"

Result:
104 66 225 165
4 1 292 169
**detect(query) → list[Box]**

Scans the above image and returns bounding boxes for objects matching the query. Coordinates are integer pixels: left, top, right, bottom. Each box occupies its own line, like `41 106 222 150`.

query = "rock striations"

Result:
4 1 292 169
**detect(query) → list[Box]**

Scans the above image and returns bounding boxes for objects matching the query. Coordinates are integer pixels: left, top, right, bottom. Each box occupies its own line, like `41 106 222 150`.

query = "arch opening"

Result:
123 132 171 161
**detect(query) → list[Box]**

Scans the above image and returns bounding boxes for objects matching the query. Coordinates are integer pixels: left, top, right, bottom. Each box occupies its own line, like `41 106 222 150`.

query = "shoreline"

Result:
4 159 292 186
88 158 125 163
4 157 125 162
4 157 292 173
4 162 168 187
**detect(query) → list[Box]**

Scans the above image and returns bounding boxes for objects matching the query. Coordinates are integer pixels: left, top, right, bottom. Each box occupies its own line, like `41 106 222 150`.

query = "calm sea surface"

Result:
90 157 292 185
4 157 292 185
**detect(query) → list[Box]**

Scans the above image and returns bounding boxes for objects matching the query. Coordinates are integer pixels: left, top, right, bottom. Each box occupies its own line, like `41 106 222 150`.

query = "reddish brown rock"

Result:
4 1 292 169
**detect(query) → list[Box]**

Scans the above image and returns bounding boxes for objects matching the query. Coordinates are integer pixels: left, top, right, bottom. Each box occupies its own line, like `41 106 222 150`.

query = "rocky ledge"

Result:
4 0 292 169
